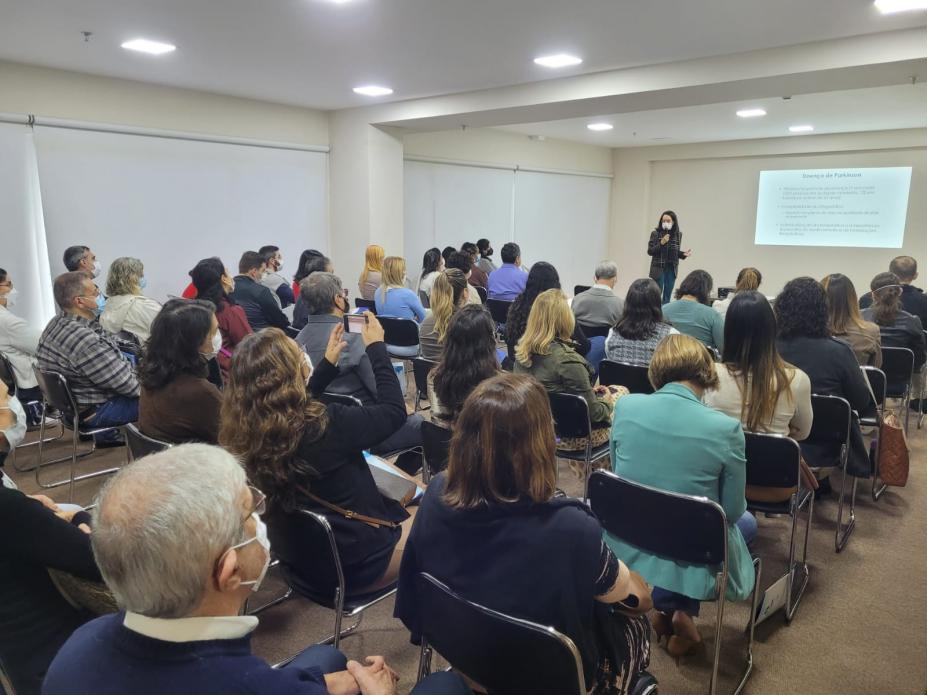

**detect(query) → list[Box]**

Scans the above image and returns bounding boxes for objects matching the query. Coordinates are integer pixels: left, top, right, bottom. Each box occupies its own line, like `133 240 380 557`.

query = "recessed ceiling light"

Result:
736 108 767 118
587 122 614 131
533 54 583 69
352 85 393 97
874 0 927 14
121 38 176 55
789 125 815 133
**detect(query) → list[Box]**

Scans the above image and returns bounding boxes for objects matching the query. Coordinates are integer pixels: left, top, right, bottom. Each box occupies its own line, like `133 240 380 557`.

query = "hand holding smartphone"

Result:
344 313 368 334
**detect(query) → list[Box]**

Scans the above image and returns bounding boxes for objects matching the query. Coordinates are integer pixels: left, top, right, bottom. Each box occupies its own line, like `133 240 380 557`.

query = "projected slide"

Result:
755 167 912 248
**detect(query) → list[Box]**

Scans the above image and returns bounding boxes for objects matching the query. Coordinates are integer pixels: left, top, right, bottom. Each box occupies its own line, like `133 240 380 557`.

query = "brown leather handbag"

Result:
877 410 910 487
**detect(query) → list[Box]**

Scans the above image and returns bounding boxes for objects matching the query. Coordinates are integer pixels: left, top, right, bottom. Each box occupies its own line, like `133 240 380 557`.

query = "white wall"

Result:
610 128 927 297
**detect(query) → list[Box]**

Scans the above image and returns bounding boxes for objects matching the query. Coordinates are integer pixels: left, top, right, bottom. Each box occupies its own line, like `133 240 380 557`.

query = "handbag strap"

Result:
304 491 399 529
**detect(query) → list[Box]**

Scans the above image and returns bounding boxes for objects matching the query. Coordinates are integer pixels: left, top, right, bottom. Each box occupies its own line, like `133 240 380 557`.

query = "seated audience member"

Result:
605 278 678 366
0 379 27 465
62 245 100 277
222 323 418 598
571 260 625 330
444 252 483 306
487 242 527 301
1 438 101 694
43 444 407 695
505 262 591 363
190 258 253 380
662 269 724 352
822 273 882 367
230 251 289 331
100 257 162 343
374 256 426 322
704 291 815 501
775 277 873 482
396 373 653 694
416 247 444 299
460 242 489 289
441 246 456 267
138 299 222 444
429 304 500 425
514 289 623 450
259 244 295 309
859 255 927 326
476 238 497 275
418 269 468 362
608 334 756 657
295 273 422 454
359 244 386 301
293 248 326 299
711 267 761 318
37 272 139 432
293 254 333 330
0 268 43 410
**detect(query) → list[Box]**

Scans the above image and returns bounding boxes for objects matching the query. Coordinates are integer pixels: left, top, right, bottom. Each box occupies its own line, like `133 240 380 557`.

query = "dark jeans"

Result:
658 266 677 305
370 413 423 455
83 396 139 429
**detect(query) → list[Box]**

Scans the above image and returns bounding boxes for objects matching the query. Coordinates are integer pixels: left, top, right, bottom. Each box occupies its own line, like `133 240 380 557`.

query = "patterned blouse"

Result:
604 322 678 366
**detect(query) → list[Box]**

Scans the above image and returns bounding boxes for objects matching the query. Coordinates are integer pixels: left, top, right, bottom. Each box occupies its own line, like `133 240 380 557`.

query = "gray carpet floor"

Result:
8 410 927 695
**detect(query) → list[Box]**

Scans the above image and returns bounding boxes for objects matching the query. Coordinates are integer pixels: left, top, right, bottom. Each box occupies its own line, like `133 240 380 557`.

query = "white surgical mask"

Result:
302 352 313 386
202 330 222 360
227 514 271 593
662 222 673 231
92 260 102 278
139 277 147 290
2 287 17 308
276 258 284 271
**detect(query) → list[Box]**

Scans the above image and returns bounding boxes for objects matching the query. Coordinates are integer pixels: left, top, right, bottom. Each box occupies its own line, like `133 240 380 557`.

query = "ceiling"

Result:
2 0 927 110
498 82 927 147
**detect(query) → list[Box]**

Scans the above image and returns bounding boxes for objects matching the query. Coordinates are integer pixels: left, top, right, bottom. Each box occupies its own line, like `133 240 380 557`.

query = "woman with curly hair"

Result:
220 316 418 595
100 256 162 343
775 276 873 482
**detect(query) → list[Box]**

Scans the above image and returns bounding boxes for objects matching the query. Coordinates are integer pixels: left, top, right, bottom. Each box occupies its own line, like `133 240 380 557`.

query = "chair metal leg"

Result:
903 386 911 436
786 491 813 623
10 416 65 472
417 640 433 685
708 570 728 695
732 558 762 695
834 472 858 553
581 442 593 504
246 586 294 615
870 428 887 502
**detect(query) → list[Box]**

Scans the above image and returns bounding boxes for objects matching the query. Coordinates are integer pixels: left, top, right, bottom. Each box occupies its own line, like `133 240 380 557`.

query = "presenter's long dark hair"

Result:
654 210 679 234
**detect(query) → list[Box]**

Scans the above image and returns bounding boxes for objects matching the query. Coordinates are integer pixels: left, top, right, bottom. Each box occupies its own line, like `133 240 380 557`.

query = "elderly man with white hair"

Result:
43 444 469 695
571 260 625 330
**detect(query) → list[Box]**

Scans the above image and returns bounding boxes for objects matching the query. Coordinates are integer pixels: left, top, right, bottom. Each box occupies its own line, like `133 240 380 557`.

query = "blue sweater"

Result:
43 613 329 695
374 287 426 322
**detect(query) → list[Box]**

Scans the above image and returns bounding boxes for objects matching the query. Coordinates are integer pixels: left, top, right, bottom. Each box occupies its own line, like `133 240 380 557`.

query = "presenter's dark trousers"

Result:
657 266 676 304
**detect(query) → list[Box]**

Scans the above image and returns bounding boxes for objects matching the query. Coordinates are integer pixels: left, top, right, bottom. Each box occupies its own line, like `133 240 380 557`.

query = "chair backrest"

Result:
418 289 430 309
412 358 437 397
475 285 488 304
880 346 914 395
588 470 727 566
743 432 801 490
292 509 345 599
577 323 610 339
486 299 513 325
354 298 377 314
573 285 591 296
598 360 654 394
415 572 586 695
33 367 79 421
0 352 16 395
422 420 453 477
548 392 592 440
861 366 886 409
319 392 364 407
124 423 172 460
806 394 852 447
378 316 421 347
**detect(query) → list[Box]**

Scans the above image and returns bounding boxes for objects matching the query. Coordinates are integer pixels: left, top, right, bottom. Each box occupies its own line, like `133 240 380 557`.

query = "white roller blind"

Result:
34 126 328 303
0 123 55 326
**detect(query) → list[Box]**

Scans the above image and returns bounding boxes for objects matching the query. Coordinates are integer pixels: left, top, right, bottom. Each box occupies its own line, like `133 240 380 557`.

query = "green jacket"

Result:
514 339 610 425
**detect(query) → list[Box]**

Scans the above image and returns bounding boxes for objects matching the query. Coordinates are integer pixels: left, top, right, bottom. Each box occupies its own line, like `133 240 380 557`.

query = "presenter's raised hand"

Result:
682 248 692 258
660 234 670 245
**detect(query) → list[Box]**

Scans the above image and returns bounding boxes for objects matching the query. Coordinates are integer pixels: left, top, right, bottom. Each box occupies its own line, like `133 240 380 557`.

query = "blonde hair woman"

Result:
100 256 162 342
514 289 625 450
374 256 426 323
418 269 469 361
712 267 762 317
357 244 385 300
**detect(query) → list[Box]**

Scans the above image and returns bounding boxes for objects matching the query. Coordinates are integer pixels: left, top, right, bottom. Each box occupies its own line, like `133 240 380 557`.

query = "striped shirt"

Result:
36 314 140 412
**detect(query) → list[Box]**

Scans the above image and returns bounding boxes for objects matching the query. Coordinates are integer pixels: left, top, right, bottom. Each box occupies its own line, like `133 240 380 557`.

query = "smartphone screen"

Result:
344 313 367 334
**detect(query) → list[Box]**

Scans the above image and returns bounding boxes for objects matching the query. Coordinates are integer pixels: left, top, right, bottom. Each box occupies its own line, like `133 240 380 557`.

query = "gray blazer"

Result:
295 314 377 403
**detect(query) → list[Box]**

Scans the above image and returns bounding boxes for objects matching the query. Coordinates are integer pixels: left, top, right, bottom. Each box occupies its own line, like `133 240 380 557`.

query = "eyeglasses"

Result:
247 485 266 517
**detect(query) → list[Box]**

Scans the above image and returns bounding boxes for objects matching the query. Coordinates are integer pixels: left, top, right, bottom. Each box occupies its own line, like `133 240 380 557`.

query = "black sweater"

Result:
266 342 409 595
0 487 101 694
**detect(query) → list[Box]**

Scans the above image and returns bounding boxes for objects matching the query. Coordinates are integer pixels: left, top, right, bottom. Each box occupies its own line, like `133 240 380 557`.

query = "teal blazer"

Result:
606 383 755 602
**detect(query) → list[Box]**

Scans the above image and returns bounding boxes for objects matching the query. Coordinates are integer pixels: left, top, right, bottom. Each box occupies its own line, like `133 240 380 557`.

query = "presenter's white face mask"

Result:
662 222 673 231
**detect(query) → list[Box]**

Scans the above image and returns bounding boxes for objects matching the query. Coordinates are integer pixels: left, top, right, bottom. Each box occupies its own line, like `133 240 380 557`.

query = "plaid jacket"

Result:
36 313 140 411
647 228 684 279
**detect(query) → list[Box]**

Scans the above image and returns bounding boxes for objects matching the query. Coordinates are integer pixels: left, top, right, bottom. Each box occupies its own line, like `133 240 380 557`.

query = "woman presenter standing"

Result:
647 210 692 304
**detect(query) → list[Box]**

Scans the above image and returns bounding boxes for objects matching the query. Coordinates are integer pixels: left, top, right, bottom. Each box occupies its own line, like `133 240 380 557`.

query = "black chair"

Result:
744 432 813 622
880 346 914 434
589 471 761 695
548 392 610 502
378 316 421 360
599 360 654 394
573 285 591 296
805 394 856 552
32 367 125 502
124 423 172 461
411 357 436 412
485 299 513 326
861 366 888 501
421 420 452 483
414 572 587 695
578 323 610 339
354 298 377 314
474 285 488 304
418 289 430 309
